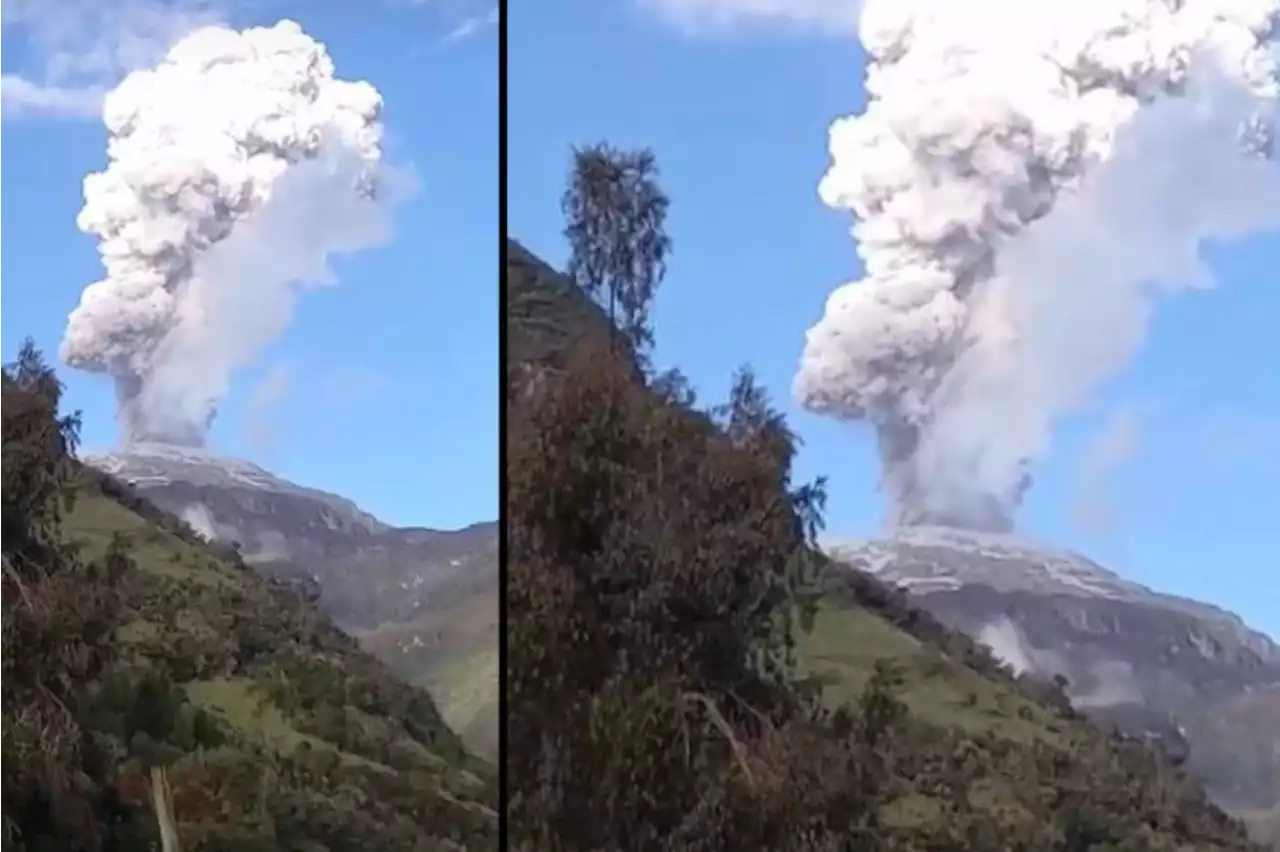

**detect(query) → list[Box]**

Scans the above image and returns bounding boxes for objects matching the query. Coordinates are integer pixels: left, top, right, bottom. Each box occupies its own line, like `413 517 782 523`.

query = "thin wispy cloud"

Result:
1 0 232 119
1072 404 1143 537
0 74 104 118
438 4 497 47
243 361 292 454
636 0 861 37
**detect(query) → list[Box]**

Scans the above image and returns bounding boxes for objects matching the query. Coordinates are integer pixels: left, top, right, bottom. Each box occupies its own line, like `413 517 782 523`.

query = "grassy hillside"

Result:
39 477 496 851
357 585 499 759
111 463 501 763
798 566 1272 846
266 520 501 760
801 564 1112 742
2 348 497 852
799 601 1062 743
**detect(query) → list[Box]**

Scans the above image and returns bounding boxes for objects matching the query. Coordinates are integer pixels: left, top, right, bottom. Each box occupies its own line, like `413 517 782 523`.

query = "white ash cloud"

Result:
60 19 412 448
796 0 1280 533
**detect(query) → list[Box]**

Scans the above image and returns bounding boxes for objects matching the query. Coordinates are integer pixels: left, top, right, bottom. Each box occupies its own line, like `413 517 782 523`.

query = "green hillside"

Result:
357 590 500 759
798 568 1274 847
2 345 497 852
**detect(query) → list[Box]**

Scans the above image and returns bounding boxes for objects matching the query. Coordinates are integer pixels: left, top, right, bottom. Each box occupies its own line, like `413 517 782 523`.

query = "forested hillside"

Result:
2 342 498 852
505 222 1265 851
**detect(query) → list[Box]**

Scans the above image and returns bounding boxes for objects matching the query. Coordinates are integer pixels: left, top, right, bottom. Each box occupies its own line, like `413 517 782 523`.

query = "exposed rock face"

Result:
827 526 1280 818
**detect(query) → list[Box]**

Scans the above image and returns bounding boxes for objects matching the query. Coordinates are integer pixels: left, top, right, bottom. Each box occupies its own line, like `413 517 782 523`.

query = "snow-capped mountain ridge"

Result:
85 443 387 534
81 442 496 623
823 525 1273 650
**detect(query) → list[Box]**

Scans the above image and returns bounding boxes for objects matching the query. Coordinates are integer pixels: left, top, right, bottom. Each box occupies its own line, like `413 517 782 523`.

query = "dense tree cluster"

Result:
3 342 128 850
507 336 833 850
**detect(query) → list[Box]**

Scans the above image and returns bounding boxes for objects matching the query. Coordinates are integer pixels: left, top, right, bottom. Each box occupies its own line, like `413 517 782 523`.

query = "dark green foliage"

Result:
2 344 496 851
508 337 830 850
2 339 82 576
3 345 123 851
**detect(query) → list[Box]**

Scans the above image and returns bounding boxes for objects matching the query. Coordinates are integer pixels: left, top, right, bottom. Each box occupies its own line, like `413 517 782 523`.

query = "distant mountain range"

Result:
85 443 499 759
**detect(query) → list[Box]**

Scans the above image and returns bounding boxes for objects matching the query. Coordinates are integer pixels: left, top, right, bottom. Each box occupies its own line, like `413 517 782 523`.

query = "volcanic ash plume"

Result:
795 0 1280 533
61 19 400 448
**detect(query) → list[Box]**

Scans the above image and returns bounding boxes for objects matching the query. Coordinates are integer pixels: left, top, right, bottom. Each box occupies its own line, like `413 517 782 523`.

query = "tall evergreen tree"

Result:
561 143 671 361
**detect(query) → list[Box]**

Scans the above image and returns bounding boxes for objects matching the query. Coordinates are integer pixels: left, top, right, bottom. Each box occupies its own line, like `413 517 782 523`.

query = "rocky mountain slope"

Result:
83 443 500 759
827 526 1280 843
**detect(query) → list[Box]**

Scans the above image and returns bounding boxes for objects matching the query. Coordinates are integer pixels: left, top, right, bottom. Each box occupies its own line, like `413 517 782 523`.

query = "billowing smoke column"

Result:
61 19 398 448
796 0 1280 533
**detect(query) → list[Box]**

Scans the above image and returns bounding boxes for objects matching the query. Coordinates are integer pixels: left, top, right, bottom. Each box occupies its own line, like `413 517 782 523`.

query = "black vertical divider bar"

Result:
495 0 510 845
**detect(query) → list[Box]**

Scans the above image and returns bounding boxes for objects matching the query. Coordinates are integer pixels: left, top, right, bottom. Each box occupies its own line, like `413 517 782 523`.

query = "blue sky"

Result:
507 0 1280 638
2 0 498 530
